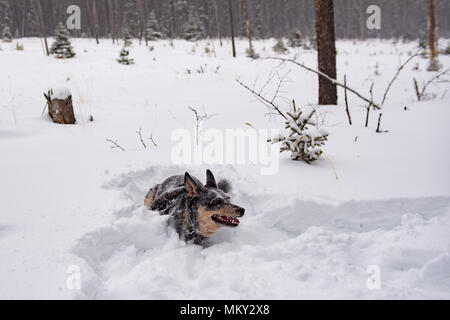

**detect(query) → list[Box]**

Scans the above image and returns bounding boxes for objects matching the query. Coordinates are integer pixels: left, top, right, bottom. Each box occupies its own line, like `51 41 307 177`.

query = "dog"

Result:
144 170 245 245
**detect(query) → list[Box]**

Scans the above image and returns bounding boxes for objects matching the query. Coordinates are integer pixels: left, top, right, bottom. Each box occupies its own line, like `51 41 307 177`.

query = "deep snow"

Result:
0 38 449 299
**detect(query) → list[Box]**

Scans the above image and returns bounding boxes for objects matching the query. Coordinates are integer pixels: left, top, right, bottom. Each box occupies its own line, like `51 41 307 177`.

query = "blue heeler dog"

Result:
144 170 245 245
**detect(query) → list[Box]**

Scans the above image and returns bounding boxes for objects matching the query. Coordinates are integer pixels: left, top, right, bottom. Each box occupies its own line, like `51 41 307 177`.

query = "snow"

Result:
0 38 449 299
48 87 72 100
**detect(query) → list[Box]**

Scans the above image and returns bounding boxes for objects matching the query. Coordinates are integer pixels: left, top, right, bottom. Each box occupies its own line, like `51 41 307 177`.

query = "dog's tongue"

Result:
212 215 240 227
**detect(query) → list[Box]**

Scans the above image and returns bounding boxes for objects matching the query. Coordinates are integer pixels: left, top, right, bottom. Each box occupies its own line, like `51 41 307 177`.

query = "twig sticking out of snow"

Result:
413 68 450 101
137 128 147 148
106 139 126 151
344 75 352 125
381 49 423 106
265 56 381 110
376 113 388 134
149 133 158 147
188 106 211 146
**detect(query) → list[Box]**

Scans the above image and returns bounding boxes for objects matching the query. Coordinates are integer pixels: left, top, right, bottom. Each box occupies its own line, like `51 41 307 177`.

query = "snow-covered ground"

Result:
0 38 449 299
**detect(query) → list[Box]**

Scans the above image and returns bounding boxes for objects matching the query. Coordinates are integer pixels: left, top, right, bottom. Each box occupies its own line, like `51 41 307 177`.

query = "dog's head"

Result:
185 170 245 237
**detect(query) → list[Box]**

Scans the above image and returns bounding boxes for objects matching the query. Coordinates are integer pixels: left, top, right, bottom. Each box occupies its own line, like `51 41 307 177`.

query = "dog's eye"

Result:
210 199 223 207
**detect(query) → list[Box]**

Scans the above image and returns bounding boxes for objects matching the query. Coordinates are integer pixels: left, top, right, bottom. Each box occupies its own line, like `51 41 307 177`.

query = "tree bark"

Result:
44 92 76 125
314 0 337 105
228 0 236 57
428 0 436 61
435 0 440 52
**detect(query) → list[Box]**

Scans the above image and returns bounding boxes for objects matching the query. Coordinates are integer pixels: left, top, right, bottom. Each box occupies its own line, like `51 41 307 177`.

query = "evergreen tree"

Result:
117 29 134 65
288 28 303 48
273 38 289 54
182 7 205 41
1 23 11 42
145 10 162 41
50 22 75 59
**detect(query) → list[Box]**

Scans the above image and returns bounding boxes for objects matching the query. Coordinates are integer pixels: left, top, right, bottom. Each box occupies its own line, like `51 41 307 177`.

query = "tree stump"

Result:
44 89 76 124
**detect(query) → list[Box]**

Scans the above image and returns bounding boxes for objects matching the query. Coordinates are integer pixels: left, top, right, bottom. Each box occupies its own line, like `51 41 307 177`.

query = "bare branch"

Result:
266 57 381 110
381 49 423 105
136 128 147 148
237 79 288 120
106 139 125 151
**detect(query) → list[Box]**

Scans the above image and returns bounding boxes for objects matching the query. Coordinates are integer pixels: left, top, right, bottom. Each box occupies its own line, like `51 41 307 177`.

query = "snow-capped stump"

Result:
43 88 76 124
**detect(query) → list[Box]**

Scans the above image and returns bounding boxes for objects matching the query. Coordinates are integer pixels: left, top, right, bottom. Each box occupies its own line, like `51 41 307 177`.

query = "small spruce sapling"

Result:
288 28 303 48
269 105 329 164
272 38 289 54
117 29 134 65
1 24 12 42
50 22 75 59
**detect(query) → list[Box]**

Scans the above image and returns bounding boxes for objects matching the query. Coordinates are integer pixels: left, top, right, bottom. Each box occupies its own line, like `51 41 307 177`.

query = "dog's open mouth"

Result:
212 214 240 227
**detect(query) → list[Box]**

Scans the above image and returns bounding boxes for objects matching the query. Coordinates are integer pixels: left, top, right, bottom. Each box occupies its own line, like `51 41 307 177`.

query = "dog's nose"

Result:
237 208 245 217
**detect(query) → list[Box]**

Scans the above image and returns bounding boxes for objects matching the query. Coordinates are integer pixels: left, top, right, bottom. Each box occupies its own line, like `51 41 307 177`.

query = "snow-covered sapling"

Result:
273 38 289 54
246 47 260 59
269 105 329 164
1 24 12 42
288 29 303 48
117 29 134 65
50 22 75 59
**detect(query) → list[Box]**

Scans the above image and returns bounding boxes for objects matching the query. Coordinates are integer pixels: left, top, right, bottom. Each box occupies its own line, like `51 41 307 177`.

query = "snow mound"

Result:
72 165 450 299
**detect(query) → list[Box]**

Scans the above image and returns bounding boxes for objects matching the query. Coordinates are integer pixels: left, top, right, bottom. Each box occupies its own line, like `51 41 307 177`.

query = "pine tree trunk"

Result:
242 0 252 51
428 0 436 61
228 0 236 57
35 0 49 56
314 0 337 105
435 0 440 52
107 0 116 43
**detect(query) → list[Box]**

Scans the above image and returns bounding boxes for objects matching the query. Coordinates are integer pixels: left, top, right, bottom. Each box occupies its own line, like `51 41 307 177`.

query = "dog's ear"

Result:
185 172 200 197
205 169 217 189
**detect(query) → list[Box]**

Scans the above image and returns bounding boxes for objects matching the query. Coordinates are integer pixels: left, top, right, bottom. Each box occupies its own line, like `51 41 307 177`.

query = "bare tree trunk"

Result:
107 0 116 43
85 0 99 44
435 0 440 52
360 0 366 40
170 0 177 38
35 0 49 56
114 0 121 39
242 0 253 51
91 0 100 44
213 0 222 46
314 0 337 105
228 0 236 57
137 0 146 45
428 0 436 61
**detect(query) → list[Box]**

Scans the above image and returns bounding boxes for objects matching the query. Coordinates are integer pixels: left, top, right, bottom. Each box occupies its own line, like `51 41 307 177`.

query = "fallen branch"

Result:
265 56 381 110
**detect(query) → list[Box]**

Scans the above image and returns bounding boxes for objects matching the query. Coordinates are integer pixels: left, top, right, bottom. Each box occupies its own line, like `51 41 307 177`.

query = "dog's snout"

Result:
236 207 245 217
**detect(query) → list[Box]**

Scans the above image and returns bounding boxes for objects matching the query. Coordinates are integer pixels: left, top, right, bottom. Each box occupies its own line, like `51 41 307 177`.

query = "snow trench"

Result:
72 165 450 299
